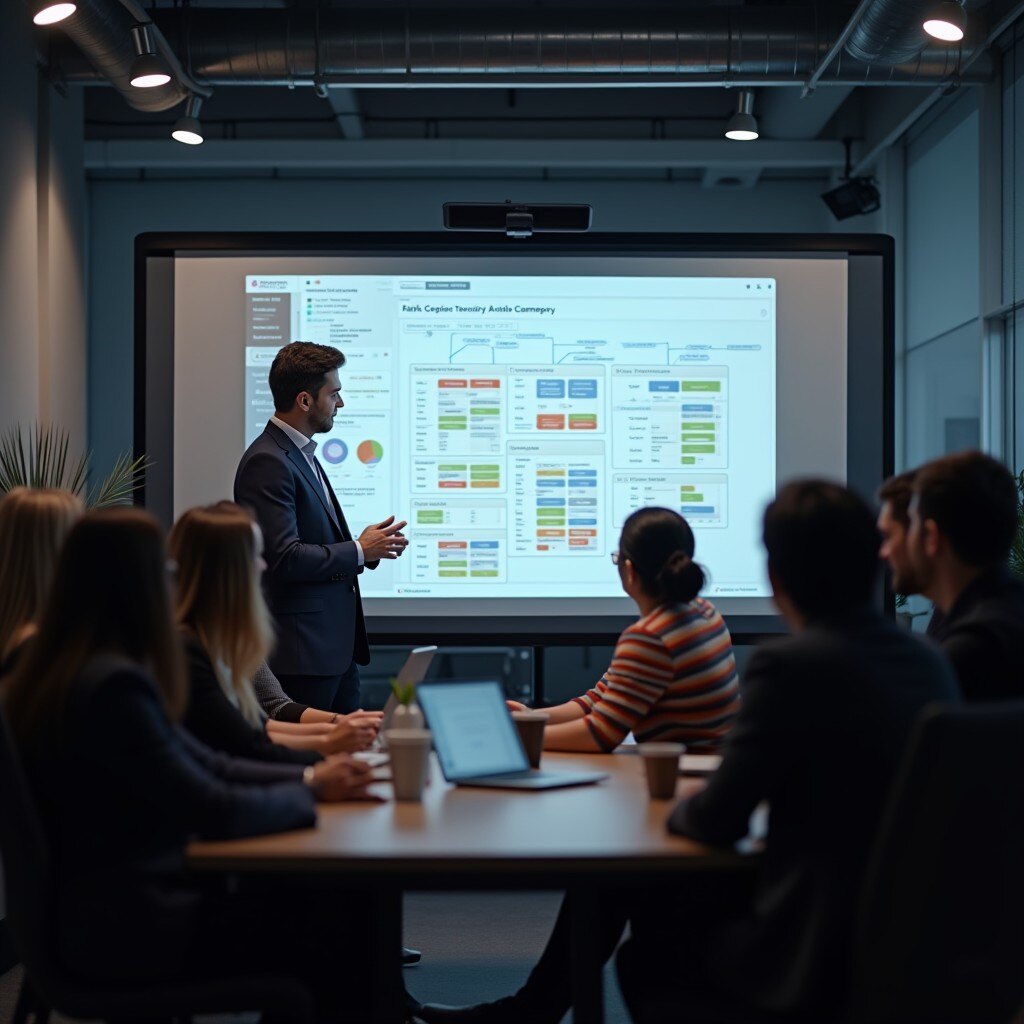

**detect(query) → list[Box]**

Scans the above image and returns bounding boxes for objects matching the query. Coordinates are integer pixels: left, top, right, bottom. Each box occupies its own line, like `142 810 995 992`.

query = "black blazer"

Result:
234 421 375 676
929 568 1024 702
667 612 960 1016
21 654 316 983
181 630 319 766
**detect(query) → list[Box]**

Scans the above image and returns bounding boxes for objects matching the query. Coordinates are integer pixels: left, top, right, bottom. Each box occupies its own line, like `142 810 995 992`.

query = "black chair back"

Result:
0 706 57 989
847 701 1024 1024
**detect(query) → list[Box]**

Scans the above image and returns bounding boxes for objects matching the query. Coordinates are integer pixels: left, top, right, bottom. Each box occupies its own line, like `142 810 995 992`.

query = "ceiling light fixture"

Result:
171 95 204 145
31 0 77 26
923 1 966 42
725 91 759 141
129 23 171 88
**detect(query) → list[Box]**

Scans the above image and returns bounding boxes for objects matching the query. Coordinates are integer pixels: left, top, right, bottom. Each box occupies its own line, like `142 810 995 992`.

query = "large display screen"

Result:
138 236 892 639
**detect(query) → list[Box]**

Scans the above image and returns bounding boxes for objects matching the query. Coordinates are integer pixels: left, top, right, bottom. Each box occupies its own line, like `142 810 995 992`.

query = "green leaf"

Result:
389 679 415 706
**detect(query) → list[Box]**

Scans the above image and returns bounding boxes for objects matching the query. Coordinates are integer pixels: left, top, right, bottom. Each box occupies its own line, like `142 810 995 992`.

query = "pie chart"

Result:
322 439 348 465
357 439 384 466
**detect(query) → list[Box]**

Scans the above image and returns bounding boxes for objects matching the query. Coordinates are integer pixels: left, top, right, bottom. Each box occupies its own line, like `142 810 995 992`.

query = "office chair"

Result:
846 700 1024 1024
0 708 314 1024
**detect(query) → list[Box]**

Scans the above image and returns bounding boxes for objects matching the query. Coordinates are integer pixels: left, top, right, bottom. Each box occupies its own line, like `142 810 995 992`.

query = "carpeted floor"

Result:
0 892 629 1023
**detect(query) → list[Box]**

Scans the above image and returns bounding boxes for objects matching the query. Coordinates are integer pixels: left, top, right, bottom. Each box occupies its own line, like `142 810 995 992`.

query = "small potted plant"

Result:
390 680 425 730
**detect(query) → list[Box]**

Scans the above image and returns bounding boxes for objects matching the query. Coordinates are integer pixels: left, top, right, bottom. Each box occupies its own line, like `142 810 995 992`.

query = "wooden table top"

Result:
187 751 749 878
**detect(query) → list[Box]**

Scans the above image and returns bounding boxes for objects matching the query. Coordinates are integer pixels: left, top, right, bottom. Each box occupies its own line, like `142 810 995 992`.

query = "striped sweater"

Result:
573 599 740 752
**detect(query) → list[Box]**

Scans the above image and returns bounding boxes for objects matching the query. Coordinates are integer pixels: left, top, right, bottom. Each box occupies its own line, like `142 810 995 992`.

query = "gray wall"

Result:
87 175 833 471
0 1 87 931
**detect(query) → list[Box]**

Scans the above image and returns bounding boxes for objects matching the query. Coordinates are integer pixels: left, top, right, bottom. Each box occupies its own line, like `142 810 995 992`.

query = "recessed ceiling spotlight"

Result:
129 23 171 88
725 91 759 141
31 0 77 26
172 95 204 145
923 1 966 42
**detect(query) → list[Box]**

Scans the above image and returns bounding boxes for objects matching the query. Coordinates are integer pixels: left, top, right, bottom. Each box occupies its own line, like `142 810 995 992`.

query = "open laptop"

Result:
374 646 438 751
416 680 608 791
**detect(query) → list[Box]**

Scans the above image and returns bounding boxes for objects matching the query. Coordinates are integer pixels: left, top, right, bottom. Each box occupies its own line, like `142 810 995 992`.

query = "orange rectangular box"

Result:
438 481 467 488
470 379 501 388
569 538 591 547
438 379 468 388
536 529 565 538
537 415 566 430
438 541 468 549
569 529 597 537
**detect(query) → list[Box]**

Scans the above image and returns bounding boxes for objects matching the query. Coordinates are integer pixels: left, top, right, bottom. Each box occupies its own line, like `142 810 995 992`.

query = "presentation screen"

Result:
138 234 893 641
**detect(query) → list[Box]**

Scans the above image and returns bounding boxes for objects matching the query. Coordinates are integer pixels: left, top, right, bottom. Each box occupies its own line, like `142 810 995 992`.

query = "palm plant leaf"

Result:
0 424 150 508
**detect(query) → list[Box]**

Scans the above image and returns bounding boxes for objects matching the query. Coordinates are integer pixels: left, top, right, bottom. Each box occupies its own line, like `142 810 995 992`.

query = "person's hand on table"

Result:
506 699 528 713
358 516 409 561
321 711 382 753
307 754 382 802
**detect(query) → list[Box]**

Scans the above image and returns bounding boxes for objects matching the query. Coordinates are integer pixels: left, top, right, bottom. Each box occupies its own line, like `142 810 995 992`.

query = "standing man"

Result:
235 341 408 714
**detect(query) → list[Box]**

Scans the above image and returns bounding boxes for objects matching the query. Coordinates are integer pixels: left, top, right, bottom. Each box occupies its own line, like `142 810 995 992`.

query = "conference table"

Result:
187 750 755 1023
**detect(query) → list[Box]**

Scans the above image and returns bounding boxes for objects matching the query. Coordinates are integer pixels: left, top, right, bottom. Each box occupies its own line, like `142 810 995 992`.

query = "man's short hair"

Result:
268 342 345 412
763 479 880 619
913 451 1018 570
877 470 916 526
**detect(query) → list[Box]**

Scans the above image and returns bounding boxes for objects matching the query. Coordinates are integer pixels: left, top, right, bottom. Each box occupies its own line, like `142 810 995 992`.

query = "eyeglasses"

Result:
610 551 631 565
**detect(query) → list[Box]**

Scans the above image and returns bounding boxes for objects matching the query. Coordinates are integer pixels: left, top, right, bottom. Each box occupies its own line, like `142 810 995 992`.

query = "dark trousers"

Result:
188 886 399 1024
278 662 361 715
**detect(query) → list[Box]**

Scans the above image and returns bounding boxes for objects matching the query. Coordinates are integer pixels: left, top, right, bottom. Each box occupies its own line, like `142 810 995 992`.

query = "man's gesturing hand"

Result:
358 515 409 561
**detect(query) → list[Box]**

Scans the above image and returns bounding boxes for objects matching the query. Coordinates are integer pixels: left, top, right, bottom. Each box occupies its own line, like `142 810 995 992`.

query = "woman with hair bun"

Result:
516 506 740 753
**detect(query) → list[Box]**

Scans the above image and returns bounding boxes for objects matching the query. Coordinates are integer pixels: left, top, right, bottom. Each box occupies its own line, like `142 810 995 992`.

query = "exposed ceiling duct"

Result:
55 5 990 99
845 0 950 65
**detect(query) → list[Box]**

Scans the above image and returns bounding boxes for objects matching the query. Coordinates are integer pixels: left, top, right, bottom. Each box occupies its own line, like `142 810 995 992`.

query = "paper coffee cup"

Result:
384 728 432 801
637 742 685 799
511 710 550 769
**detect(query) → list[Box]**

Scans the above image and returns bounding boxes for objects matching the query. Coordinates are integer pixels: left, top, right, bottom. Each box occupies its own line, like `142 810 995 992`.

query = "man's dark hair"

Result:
877 470 916 527
268 342 345 412
763 479 880 619
913 451 1017 569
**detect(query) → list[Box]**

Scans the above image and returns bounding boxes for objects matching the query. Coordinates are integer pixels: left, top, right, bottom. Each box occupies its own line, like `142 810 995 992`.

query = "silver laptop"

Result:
416 680 608 791
376 646 438 747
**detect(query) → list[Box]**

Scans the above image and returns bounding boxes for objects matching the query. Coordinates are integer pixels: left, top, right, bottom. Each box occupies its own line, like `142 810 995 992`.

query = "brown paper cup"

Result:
638 742 685 799
511 711 550 769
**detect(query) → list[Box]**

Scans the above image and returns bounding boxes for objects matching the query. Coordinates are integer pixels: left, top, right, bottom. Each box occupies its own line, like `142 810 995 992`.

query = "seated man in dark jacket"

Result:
900 451 1024 702
616 480 960 1023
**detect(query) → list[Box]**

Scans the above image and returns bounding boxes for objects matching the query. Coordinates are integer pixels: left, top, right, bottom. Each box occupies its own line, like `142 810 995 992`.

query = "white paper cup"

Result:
637 742 685 798
385 728 432 801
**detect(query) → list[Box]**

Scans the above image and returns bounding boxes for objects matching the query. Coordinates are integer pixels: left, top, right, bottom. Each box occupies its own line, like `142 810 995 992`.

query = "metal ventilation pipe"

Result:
54 0 209 111
56 6 988 89
844 0 942 65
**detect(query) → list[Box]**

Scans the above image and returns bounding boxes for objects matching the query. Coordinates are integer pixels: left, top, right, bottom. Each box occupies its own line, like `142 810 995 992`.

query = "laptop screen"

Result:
416 681 529 781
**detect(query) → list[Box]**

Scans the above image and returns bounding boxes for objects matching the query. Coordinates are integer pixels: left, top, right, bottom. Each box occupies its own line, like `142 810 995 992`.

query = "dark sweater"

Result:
20 654 316 981
181 629 320 766
667 611 960 1017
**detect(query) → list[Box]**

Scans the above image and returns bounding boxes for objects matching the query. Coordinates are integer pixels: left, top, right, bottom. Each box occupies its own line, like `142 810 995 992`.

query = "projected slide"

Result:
244 274 776 599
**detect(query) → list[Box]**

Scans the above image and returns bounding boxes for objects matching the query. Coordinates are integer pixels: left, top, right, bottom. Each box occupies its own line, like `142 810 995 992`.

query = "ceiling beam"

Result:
84 138 849 172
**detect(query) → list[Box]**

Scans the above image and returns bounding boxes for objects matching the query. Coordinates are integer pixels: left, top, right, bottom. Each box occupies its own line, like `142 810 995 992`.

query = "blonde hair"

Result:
0 487 84 664
168 502 274 727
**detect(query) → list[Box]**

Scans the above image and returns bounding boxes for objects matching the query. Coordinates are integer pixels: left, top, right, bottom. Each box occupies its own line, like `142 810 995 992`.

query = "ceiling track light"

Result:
923 0 966 42
725 90 759 142
172 95 205 145
31 0 77 26
129 23 172 89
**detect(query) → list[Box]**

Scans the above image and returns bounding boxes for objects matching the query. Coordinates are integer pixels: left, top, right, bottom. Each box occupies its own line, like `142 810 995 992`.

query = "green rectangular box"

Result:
680 421 715 430
472 464 501 472
470 408 501 416
678 493 705 502
681 444 716 454
680 456 697 465
438 464 467 472
438 423 467 431
438 560 468 568
470 570 500 578
680 433 715 443
681 381 722 392
438 570 467 578
416 511 445 524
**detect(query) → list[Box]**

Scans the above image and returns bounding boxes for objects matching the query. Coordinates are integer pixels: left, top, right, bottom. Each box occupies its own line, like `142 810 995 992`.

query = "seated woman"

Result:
0 487 83 676
2 508 392 1022
169 502 379 764
513 506 740 752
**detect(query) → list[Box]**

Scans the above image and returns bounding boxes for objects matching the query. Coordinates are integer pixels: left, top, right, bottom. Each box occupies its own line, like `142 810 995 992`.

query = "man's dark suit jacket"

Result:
667 611 960 1017
20 654 316 983
928 568 1024 702
235 420 376 678
181 629 319 766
